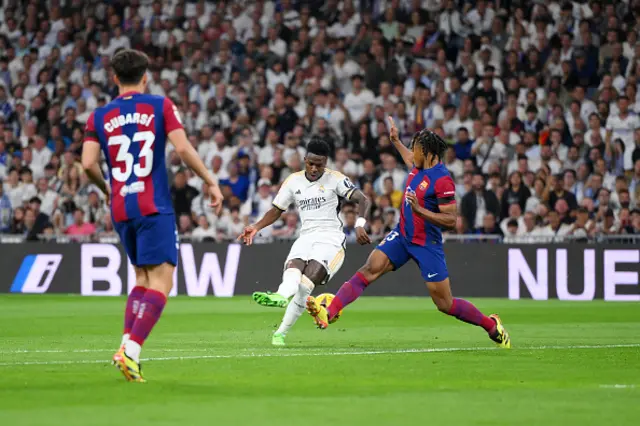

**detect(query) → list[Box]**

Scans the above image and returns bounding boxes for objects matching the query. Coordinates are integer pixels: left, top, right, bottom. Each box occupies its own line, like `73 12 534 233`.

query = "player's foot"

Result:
488 314 511 349
252 291 289 308
112 347 146 382
306 296 329 329
272 332 286 346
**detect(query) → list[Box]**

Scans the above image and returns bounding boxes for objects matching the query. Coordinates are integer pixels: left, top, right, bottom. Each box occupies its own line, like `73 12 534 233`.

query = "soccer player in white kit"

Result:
238 137 371 346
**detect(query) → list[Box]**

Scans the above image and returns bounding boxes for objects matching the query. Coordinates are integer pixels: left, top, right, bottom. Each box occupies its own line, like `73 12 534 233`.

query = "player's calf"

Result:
123 263 174 364
274 273 317 338
325 250 392 321
427 279 499 338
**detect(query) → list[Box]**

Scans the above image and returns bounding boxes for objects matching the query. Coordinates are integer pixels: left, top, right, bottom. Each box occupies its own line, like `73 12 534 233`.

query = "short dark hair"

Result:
306 137 330 158
111 49 149 85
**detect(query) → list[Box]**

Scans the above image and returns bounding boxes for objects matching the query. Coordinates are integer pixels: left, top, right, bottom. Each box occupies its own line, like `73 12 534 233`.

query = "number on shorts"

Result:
385 231 399 242
108 131 155 182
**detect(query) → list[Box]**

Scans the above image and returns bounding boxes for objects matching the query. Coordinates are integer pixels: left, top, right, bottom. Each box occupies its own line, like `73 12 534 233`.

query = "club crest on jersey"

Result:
318 185 325 193
419 180 429 191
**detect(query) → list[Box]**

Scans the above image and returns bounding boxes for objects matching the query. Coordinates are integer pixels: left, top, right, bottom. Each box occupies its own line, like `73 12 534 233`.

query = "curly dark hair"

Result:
410 129 448 163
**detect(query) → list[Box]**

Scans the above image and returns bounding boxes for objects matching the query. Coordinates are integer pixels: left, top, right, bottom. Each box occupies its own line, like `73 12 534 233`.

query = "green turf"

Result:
0 296 638 426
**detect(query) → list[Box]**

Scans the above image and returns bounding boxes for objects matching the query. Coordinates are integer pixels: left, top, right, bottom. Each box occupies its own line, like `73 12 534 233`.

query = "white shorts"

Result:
284 231 346 284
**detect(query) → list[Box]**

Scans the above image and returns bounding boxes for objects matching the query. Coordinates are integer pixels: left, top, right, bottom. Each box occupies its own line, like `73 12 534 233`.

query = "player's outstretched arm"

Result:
237 206 283 245
388 116 414 168
350 189 372 245
406 193 457 230
168 128 223 213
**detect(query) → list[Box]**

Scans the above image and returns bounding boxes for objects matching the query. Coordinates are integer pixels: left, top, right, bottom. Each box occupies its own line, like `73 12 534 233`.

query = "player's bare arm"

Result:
168 128 223 214
81 140 110 204
406 193 457 230
349 189 372 245
237 206 284 246
388 116 414 168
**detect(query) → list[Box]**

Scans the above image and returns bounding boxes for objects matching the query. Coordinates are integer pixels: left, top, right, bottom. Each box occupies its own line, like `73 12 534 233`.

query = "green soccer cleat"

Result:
272 332 286 346
252 291 289 308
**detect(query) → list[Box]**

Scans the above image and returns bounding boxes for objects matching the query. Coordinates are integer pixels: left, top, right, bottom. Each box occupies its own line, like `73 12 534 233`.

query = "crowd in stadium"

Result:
1 0 640 243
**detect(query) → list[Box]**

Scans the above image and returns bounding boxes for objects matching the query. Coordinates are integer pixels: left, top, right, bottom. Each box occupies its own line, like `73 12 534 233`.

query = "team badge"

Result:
419 180 429 190
318 185 325 192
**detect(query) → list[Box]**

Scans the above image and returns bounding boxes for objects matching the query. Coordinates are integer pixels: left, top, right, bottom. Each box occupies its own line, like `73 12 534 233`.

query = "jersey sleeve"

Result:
83 112 98 143
272 178 294 210
435 175 456 205
163 97 184 134
334 173 357 199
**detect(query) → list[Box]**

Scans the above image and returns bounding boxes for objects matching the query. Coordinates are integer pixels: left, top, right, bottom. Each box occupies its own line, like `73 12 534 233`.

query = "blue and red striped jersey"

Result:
399 163 456 246
84 91 183 223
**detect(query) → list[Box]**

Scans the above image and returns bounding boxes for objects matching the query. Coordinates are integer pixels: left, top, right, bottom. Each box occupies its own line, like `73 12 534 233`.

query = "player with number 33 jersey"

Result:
81 49 222 383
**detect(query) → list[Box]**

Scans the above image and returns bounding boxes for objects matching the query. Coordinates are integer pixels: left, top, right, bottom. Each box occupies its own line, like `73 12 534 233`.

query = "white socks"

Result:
276 275 314 335
124 340 142 363
276 268 302 299
121 333 130 347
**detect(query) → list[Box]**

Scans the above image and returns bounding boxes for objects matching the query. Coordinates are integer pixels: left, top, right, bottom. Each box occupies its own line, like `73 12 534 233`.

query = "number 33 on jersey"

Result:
84 92 183 222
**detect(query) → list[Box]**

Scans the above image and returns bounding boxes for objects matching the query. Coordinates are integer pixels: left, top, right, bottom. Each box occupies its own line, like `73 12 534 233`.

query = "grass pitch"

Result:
0 296 638 426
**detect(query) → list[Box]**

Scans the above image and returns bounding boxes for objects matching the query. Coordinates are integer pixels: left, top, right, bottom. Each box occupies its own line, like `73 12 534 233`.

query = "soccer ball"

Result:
315 293 342 323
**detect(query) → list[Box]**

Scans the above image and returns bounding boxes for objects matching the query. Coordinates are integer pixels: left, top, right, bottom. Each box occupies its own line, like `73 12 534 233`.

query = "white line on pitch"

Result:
599 384 637 389
0 343 638 367
0 348 216 354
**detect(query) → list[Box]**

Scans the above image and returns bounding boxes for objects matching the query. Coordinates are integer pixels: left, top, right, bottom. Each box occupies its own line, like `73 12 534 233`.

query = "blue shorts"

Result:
376 229 449 282
114 213 178 267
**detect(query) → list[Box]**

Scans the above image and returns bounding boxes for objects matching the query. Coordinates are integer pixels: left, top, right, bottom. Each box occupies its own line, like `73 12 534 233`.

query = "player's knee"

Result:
133 267 149 289
360 259 385 280
432 296 452 313
302 261 328 286
299 274 315 291
286 259 306 272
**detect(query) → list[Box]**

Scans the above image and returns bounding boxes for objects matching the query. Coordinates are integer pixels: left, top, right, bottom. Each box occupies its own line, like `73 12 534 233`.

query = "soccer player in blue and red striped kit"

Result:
81 49 224 382
307 117 511 348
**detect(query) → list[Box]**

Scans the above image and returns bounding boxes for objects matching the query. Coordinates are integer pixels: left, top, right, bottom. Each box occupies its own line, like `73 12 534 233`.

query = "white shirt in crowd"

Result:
605 112 640 170
36 190 58 216
191 225 217 241
343 89 375 123
473 139 507 174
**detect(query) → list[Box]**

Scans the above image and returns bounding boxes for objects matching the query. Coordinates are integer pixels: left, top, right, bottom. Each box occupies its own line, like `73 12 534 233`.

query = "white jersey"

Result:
272 169 356 236
605 113 640 170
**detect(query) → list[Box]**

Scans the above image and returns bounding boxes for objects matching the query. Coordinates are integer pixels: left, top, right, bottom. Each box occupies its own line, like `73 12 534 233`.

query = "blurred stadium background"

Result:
0 1 639 425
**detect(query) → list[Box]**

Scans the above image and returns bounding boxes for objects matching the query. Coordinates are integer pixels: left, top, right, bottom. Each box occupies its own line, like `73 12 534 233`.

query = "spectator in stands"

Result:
219 161 250 203
461 173 499 232
500 172 531 219
0 0 635 246
0 180 11 232
538 210 573 240
500 203 525 236
65 207 95 239
192 215 217 242
548 173 579 213
171 169 199 220
218 206 247 241
453 127 474 161
178 214 194 236
476 212 502 237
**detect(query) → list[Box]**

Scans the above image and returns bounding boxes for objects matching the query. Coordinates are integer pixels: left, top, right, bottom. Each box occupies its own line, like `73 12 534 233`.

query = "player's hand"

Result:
388 116 400 142
208 184 224 215
237 225 258 245
406 192 420 212
104 187 111 207
355 226 372 245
